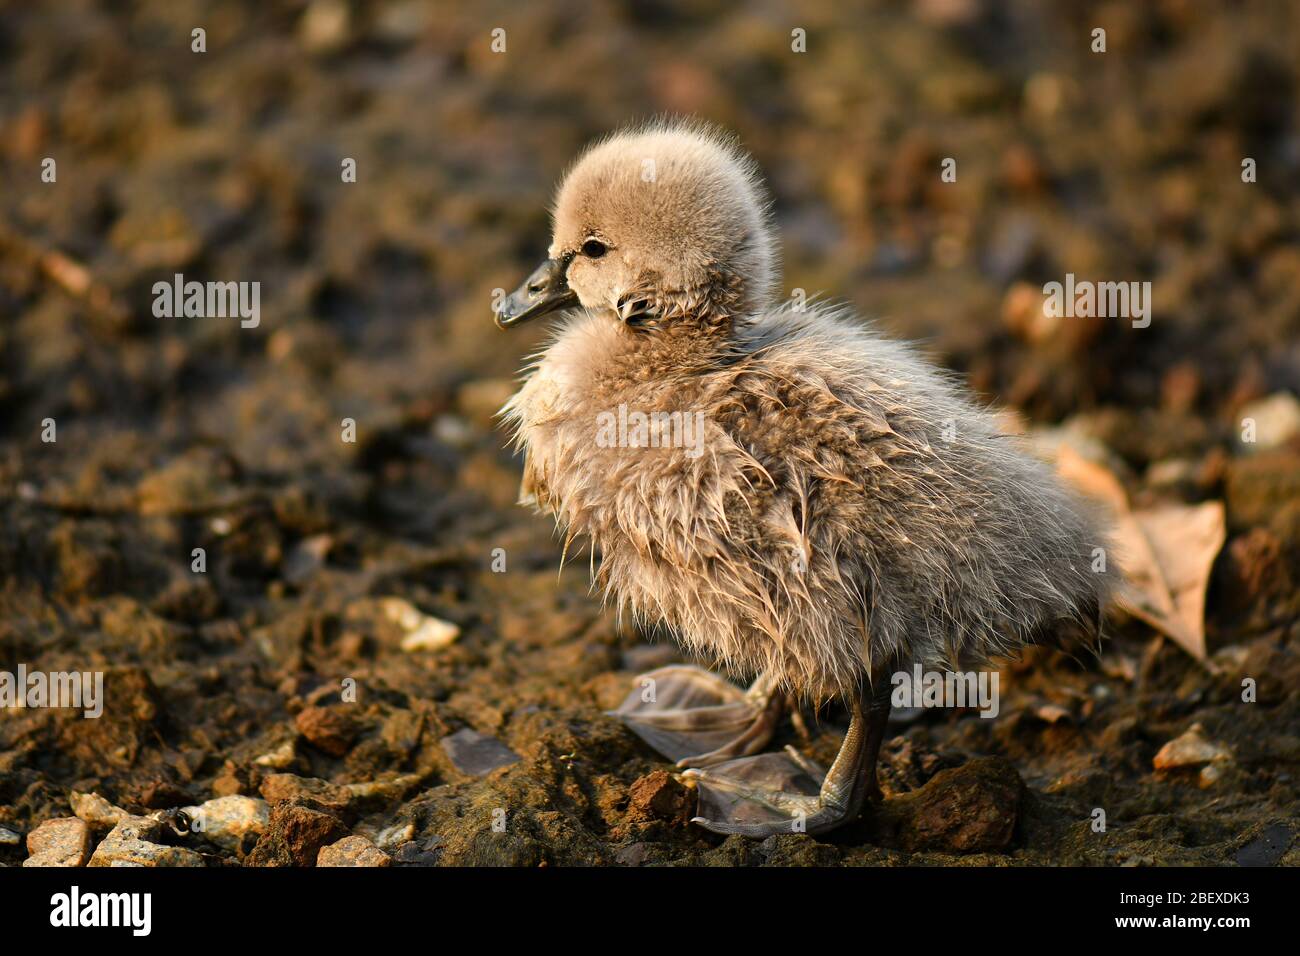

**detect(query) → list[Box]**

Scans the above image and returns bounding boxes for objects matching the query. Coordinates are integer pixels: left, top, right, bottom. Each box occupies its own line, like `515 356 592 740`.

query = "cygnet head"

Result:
496 120 778 332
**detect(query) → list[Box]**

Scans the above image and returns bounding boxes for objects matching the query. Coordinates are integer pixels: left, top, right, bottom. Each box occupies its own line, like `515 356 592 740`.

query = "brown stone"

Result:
1226 452 1300 531
895 757 1023 853
183 795 270 853
87 816 205 867
245 803 347 867
295 705 357 756
24 818 92 867
259 773 351 815
626 770 691 825
317 834 391 867
69 791 130 827
1223 528 1286 609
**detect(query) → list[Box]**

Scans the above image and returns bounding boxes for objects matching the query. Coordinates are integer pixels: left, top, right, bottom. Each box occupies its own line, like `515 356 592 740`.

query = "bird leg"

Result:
682 677 893 837
611 665 783 768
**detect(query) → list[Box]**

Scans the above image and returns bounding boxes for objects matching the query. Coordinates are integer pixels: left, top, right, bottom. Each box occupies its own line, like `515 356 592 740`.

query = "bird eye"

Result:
581 238 607 259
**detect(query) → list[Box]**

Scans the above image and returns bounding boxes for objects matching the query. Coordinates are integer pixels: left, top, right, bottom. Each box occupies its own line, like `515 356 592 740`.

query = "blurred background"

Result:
1 0 1298 867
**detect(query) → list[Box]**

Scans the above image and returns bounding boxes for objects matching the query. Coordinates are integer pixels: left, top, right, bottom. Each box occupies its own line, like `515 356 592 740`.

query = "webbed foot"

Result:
681 680 893 837
612 665 782 768
682 748 831 835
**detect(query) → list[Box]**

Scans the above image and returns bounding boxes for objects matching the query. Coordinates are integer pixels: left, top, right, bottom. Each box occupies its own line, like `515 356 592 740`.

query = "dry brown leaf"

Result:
1133 503 1225 659
1152 723 1232 770
1055 444 1225 660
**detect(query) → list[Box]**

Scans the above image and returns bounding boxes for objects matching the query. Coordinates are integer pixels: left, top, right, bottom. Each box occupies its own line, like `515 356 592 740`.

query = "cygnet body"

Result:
497 120 1113 836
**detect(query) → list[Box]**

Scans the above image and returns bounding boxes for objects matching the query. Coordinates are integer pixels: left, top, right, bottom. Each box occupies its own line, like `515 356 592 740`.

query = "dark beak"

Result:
495 256 578 329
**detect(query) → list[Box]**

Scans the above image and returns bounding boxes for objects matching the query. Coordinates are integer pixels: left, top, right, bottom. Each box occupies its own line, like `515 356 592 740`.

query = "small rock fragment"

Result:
440 728 520 776
1033 704 1073 724
299 0 351 54
1225 452 1300 530
24 818 92 867
1153 724 1232 772
283 534 333 584
183 795 270 853
1223 527 1286 609
0 825 20 846
70 791 130 827
246 804 348 867
295 706 357 757
135 448 241 516
88 816 205 868
374 821 416 849
343 774 423 803
259 773 351 815
317 835 391 867
614 842 656 866
258 774 417 821
1198 763 1225 787
896 757 1023 853
1239 392 1300 452
392 838 442 866
346 596 460 652
397 615 459 652
626 771 691 825
253 739 298 768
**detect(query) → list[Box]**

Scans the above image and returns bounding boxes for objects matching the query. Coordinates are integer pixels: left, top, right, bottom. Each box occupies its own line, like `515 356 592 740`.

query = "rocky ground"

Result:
1 0 1298 866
